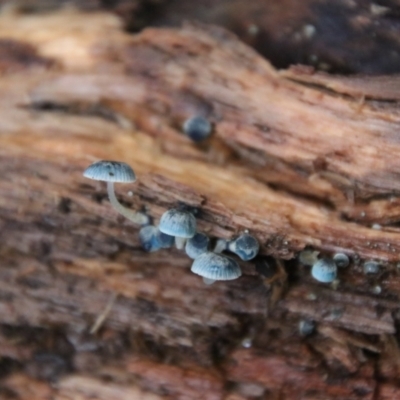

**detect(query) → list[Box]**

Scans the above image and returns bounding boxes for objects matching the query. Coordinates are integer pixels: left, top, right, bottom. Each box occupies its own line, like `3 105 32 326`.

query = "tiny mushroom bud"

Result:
183 116 212 142
333 253 350 268
228 233 259 261
363 260 380 274
311 258 337 283
185 232 210 259
159 208 196 250
139 225 161 252
139 225 174 252
299 319 315 336
191 252 242 282
83 160 149 225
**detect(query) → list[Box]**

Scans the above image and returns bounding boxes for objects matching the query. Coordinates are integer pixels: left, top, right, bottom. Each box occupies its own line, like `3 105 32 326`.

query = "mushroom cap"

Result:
299 320 315 336
159 208 196 238
191 252 242 281
83 160 136 183
139 226 175 251
333 253 350 268
311 258 337 283
228 233 259 261
363 260 379 274
185 232 210 259
139 225 161 252
183 116 212 142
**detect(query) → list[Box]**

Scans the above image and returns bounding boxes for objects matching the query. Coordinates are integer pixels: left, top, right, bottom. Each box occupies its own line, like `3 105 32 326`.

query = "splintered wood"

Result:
1 8 400 400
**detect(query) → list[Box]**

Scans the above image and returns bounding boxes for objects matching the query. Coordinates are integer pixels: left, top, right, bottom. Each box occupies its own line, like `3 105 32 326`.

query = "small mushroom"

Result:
311 258 337 283
191 252 242 284
185 232 210 259
228 233 259 261
159 208 196 249
183 116 212 142
363 260 380 274
333 253 350 268
139 225 161 252
83 160 149 225
139 225 174 252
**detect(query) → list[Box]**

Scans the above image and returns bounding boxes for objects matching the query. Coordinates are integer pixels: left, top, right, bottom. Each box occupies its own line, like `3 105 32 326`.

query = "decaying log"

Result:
1 7 400 400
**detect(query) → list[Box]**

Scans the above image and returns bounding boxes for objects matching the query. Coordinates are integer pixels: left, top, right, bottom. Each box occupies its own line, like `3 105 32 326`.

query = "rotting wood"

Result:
1 9 400 400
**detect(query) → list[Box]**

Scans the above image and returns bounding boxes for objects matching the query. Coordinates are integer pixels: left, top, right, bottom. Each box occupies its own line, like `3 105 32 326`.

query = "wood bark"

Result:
1 7 400 400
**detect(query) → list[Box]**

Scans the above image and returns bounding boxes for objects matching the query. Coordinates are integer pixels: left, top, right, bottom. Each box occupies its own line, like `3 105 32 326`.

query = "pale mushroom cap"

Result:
333 253 350 268
183 116 212 142
311 258 337 283
191 252 242 280
228 233 259 261
83 160 136 183
159 208 196 238
185 232 210 259
363 260 380 274
139 225 161 252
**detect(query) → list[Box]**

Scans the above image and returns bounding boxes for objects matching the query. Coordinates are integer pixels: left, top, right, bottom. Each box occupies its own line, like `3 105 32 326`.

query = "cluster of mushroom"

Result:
300 250 349 283
83 160 260 284
300 249 383 284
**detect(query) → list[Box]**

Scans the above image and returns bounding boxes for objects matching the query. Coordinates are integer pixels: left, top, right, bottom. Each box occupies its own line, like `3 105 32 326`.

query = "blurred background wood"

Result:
1 2 400 399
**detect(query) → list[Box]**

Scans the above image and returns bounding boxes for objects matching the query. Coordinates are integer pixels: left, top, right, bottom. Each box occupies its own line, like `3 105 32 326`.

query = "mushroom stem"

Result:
214 239 227 253
175 237 187 250
107 181 149 225
203 277 216 285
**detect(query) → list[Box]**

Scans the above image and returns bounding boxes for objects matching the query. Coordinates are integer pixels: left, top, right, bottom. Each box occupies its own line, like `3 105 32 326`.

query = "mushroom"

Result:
185 232 210 259
333 253 350 268
182 116 212 142
159 208 196 250
191 252 242 285
139 225 161 252
139 225 175 252
228 233 259 261
299 320 315 336
363 260 380 274
83 160 149 225
311 258 337 283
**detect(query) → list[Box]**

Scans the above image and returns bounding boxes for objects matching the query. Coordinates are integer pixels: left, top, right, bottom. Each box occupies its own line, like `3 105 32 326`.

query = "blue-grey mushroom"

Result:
299 249 319 266
183 116 212 142
191 252 242 284
185 232 210 259
311 258 337 283
139 225 161 252
83 160 149 225
159 208 196 249
228 233 259 261
139 225 174 252
333 253 350 268
363 260 380 274
299 319 315 336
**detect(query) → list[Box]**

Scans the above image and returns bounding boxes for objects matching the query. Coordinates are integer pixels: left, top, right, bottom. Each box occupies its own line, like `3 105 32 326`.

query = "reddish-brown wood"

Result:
1 8 400 400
